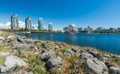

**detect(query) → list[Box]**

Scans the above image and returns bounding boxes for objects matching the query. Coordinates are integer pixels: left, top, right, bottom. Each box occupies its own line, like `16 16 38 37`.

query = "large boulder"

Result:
45 56 62 70
108 67 120 74
0 56 27 73
7 36 17 41
40 50 52 62
84 58 108 74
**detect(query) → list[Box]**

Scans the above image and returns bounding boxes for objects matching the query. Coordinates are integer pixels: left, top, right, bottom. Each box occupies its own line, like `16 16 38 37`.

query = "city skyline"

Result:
0 0 120 30
2 13 120 31
9 14 120 34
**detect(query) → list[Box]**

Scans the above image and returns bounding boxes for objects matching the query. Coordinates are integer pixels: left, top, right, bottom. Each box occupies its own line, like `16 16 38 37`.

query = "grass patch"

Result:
111 55 120 66
28 56 46 74
0 56 5 65
0 32 14 36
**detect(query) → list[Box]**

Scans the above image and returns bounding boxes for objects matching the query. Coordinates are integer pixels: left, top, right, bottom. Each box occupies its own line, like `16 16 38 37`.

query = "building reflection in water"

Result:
48 33 53 41
67 34 77 45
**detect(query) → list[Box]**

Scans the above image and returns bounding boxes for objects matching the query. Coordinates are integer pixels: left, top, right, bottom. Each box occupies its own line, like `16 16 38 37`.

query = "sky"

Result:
0 0 120 30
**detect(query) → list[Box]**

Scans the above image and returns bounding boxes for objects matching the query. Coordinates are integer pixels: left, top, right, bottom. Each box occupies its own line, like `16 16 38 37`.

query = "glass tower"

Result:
11 14 19 29
48 23 53 31
25 17 32 30
38 18 44 30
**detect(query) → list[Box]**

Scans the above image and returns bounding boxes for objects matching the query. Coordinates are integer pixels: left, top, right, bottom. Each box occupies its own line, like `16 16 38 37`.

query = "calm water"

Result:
18 33 120 54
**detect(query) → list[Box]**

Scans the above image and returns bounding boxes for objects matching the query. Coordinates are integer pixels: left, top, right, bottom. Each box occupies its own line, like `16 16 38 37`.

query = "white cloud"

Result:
19 21 25 28
0 21 25 29
0 22 10 29
5 22 11 26
33 24 38 30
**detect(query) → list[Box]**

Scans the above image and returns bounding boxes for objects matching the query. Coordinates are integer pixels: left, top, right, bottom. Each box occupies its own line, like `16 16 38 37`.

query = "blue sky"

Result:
0 0 120 29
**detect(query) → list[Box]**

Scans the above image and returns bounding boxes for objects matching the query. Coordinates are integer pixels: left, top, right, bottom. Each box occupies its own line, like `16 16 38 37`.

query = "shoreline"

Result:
0 31 120 74
2 29 120 34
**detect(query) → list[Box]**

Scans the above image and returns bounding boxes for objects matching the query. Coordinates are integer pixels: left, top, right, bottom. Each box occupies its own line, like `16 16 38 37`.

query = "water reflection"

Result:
67 34 77 44
48 34 53 41
18 33 120 54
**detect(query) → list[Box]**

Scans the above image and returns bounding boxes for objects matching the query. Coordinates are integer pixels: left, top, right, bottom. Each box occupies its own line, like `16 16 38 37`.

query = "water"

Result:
18 33 120 54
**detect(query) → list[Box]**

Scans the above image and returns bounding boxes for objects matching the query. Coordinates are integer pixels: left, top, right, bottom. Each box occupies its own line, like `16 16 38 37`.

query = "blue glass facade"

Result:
38 18 44 30
48 23 53 31
11 14 19 29
25 17 32 30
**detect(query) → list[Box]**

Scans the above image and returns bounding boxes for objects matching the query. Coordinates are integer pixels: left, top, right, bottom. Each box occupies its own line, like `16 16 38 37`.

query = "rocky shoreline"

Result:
0 32 120 74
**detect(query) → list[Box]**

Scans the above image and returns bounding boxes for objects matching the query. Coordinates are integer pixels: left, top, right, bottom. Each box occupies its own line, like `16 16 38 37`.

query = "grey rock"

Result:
84 58 108 74
0 56 27 73
108 67 120 74
55 46 60 51
25 39 37 44
0 37 5 41
80 52 93 59
88 50 99 58
73 60 83 68
7 36 16 41
64 49 75 57
25 39 32 43
29 45 38 50
71 48 78 53
40 50 52 62
45 56 62 70
103 54 110 58
77 50 83 55
12 44 29 50
71 60 83 74
17 37 35 44
115 55 120 58
17 37 26 43
102 57 110 61
41 43 47 49
0 52 10 57
12 44 37 50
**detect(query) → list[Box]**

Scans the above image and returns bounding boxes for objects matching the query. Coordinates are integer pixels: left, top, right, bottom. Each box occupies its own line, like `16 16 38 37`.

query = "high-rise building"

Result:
25 17 32 30
48 23 53 31
38 18 44 30
11 14 19 29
